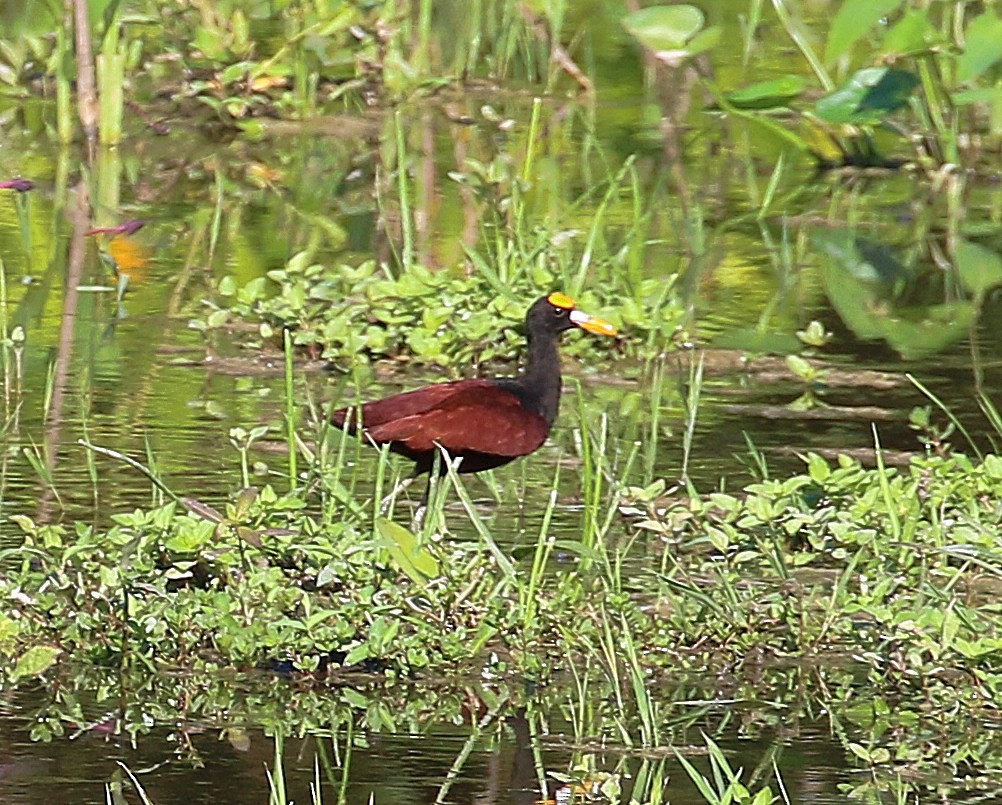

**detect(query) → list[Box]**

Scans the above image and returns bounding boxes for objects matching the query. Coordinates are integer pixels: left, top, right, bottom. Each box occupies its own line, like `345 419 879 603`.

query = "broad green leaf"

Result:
957 14 1002 83
683 26 722 58
848 742 871 761
341 688 369 708
193 27 227 61
343 642 371 666
984 454 1002 480
221 61 251 85
725 75 807 109
954 636 1002 658
623 5 704 49
316 564 338 588
826 0 902 64
375 517 441 585
953 86 1002 105
286 250 312 274
0 614 19 643
815 67 918 124
806 453 831 483
13 645 60 680
954 239 1002 297
165 528 208 552
881 8 937 56
207 309 230 328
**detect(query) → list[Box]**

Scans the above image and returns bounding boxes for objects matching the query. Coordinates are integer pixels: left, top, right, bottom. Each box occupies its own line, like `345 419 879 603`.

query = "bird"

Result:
331 292 617 478
85 219 145 237
0 178 34 193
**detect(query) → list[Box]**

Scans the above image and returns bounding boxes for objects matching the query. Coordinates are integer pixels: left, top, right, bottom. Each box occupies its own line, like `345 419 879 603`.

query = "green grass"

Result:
2 2 1002 802
7 415 1002 802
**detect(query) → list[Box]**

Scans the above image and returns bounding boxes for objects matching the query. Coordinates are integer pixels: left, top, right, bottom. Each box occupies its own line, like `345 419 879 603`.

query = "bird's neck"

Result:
519 332 562 425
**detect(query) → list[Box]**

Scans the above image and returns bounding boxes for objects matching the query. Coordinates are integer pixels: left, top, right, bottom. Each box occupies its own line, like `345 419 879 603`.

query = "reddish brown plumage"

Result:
331 294 617 476
332 379 549 473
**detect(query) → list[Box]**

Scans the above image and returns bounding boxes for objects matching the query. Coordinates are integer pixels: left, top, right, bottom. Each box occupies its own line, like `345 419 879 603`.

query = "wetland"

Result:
1 0 1002 802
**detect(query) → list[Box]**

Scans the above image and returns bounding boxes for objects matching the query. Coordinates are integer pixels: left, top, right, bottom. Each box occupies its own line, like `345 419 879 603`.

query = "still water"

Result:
0 686 890 804
1 5 1001 804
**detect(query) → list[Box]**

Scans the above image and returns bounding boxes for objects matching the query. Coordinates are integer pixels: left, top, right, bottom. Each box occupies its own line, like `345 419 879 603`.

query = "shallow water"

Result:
0 700 864 804
1 3 1001 801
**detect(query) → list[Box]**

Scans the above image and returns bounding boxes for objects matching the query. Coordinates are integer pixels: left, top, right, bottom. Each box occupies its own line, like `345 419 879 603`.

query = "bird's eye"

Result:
553 307 567 316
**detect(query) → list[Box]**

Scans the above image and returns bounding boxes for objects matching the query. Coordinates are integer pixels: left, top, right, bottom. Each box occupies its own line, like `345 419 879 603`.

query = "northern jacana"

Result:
331 293 617 477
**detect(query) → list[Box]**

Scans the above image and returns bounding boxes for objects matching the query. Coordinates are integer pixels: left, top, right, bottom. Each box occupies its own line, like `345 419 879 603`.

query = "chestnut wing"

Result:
332 379 476 431
363 382 549 458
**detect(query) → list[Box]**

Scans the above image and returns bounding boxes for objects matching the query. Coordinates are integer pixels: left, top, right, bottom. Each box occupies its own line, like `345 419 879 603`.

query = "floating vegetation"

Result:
1 0 1001 801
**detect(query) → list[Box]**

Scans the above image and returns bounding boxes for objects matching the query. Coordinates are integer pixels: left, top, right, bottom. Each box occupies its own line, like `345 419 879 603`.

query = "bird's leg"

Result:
413 475 432 532
416 445 462 532
414 448 444 532
379 473 417 515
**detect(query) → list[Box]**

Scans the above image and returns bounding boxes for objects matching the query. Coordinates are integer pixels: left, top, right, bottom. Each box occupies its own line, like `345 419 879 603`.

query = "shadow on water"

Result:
1 4 1002 802
2 677 978 805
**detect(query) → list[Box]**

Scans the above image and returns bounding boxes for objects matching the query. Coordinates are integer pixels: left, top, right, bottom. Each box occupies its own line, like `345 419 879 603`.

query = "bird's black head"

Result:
524 293 618 339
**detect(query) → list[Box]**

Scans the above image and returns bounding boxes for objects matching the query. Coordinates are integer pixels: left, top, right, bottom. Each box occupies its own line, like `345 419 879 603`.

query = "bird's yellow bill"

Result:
569 309 618 336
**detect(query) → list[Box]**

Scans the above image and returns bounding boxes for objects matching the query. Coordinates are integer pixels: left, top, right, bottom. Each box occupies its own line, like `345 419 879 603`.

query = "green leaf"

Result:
786 354 813 379
13 645 61 680
207 309 230 328
953 86 1002 105
848 742 871 761
10 514 36 534
622 5 706 54
872 747 891 763
341 688 369 708
806 453 831 483
725 75 807 109
235 526 264 548
941 607 960 648
193 27 227 61
954 239 1002 297
165 527 209 553
812 230 976 358
826 0 902 64
815 67 918 124
220 61 250 85
957 14 1002 83
375 517 441 585
683 26 722 58
231 9 250 54
881 8 937 56
232 486 259 519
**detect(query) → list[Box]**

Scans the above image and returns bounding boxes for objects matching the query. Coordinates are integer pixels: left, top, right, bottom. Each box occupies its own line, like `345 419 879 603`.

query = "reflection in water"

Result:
811 228 991 360
3 679 987 804
0 21 1001 805
37 182 90 524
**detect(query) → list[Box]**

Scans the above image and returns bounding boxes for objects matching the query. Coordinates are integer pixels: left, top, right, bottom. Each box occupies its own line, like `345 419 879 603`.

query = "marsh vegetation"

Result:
1 0 1001 802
